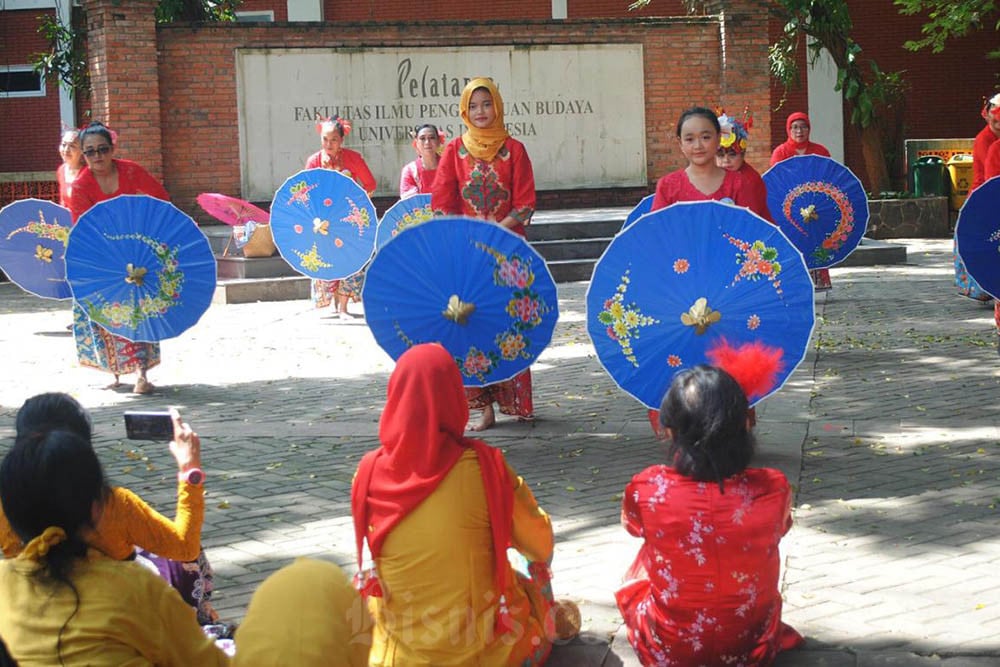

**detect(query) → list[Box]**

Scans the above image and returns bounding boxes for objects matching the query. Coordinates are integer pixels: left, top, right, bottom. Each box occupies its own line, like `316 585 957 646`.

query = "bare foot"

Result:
105 375 123 389
468 405 496 432
133 377 155 395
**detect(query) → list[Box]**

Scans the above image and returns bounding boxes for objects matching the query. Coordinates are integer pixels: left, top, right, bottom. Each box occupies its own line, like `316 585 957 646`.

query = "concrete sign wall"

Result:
236 45 646 200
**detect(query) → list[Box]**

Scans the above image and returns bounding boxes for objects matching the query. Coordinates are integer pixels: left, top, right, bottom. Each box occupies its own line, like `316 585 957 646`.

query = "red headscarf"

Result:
784 112 811 149
350 343 515 629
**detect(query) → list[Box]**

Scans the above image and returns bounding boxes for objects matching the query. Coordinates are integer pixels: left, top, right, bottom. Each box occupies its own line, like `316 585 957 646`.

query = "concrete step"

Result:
527 208 626 242
217 255 298 280
835 237 907 267
213 276 310 304
532 237 613 262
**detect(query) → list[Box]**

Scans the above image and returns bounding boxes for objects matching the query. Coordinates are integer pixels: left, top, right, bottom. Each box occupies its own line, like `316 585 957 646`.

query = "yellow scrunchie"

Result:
19 526 67 561
459 77 510 162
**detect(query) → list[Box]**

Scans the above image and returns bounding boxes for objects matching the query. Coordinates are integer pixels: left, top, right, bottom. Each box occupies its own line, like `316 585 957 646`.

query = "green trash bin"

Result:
910 155 949 197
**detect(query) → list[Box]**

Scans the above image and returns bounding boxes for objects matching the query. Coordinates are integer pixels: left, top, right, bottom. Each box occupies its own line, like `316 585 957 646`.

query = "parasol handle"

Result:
442 294 475 325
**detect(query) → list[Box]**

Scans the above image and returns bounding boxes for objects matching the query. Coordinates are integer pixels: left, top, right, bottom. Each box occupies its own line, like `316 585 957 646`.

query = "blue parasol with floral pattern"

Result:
762 154 869 269
376 194 433 251
955 176 1000 300
587 201 815 409
0 198 73 300
363 216 559 387
65 195 217 342
270 168 377 280
621 193 655 231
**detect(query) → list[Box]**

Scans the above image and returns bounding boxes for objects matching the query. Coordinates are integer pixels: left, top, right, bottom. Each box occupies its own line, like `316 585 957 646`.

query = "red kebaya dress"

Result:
56 163 82 209
738 161 772 222
650 168 747 212
68 159 170 377
616 465 803 666
399 159 438 198
432 136 537 418
304 148 377 309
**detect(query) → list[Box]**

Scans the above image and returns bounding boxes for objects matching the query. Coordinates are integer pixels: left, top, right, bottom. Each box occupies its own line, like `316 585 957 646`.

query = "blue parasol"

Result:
956 176 1000 300
587 201 815 409
65 195 217 342
363 216 559 387
621 193 655 231
0 198 73 300
270 169 377 280
762 155 868 269
376 194 433 251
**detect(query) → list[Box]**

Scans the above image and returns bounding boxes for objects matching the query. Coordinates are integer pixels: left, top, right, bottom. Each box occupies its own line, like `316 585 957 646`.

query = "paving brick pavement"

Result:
1 238 999 665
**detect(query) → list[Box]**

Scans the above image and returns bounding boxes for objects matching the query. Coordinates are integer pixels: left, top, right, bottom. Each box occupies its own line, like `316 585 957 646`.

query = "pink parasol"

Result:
196 193 270 227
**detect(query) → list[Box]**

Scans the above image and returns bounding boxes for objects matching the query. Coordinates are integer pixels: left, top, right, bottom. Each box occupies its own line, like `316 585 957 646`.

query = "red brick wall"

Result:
155 17 751 215
0 9 63 173
85 0 164 180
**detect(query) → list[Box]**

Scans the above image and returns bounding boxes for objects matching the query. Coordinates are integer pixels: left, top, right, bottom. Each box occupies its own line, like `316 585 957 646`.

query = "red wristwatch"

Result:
179 468 205 486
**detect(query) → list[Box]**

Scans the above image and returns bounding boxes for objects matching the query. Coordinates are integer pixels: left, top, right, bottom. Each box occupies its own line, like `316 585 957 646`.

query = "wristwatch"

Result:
179 468 205 486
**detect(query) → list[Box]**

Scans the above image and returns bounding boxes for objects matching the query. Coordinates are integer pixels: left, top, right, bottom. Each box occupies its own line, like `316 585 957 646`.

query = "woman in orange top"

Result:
351 343 576 666
0 392 216 623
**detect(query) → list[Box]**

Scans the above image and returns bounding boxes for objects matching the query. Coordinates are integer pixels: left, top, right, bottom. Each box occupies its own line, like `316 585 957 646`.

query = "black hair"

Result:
78 121 113 147
414 123 440 137
1 430 107 664
675 106 721 137
15 393 92 442
659 365 755 492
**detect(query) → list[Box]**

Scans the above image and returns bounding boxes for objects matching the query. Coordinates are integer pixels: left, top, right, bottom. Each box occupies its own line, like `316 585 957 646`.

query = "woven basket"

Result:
242 224 276 258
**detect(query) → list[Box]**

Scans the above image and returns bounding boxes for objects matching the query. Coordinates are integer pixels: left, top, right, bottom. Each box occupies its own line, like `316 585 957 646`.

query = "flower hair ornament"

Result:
19 526 67 561
705 337 783 402
983 94 1000 121
717 106 754 153
315 115 352 137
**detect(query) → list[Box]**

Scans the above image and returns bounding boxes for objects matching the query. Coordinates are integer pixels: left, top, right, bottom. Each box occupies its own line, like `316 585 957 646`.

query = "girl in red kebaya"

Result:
399 123 445 198
56 129 86 208
715 109 770 222
432 77 537 431
617 355 804 667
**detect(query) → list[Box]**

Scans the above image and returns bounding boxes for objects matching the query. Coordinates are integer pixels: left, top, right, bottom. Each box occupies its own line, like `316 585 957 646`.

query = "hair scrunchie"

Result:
19 526 67 561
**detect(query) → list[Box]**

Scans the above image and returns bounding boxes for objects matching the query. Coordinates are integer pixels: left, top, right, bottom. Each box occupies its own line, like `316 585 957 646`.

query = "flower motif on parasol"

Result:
763 155 869 269
0 198 73 300
587 201 814 409
270 169 376 280
955 176 1000 300
363 217 558 387
65 195 217 342
376 194 433 251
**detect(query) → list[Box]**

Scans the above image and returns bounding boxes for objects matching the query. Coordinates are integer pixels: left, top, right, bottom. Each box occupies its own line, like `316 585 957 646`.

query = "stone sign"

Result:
236 45 646 200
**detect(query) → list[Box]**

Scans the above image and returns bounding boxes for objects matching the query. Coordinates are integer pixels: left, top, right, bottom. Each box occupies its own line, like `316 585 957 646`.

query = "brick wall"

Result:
85 0 164 181
0 9 63 173
152 16 755 215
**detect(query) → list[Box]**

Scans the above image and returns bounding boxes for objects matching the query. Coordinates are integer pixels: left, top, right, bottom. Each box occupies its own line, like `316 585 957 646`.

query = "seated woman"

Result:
351 343 578 666
0 428 228 665
0 393 218 625
234 558 372 666
617 364 804 666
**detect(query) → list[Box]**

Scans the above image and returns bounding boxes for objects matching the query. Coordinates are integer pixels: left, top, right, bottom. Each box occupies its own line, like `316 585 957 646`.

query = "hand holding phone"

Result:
167 408 201 473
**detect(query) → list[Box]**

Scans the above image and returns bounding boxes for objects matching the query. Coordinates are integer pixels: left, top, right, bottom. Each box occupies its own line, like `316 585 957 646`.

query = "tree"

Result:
894 0 1000 58
33 0 241 98
629 0 908 194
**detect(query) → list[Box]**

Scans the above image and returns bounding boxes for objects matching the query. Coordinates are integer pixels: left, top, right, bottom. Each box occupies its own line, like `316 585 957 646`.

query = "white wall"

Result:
806 42 844 163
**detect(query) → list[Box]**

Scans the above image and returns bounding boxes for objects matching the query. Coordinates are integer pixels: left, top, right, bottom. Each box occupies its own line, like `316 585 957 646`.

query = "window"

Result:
235 10 274 22
0 67 46 98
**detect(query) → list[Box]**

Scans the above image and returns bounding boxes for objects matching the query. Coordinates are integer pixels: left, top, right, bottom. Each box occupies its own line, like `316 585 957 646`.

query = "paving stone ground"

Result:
1 238 999 666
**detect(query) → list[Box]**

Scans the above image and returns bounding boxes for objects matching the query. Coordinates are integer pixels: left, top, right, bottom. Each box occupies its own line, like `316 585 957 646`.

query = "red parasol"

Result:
196 193 270 227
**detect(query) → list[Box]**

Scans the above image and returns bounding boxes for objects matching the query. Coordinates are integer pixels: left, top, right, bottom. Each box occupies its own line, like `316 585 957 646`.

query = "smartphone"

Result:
124 410 174 441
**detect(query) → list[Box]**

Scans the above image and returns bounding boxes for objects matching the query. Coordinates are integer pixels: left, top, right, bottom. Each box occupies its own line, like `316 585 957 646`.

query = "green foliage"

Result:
155 0 242 23
32 11 89 97
894 0 999 58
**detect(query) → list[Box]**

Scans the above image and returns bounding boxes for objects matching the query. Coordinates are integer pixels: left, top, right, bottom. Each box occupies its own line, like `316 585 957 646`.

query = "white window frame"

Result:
0 66 46 99
235 10 275 22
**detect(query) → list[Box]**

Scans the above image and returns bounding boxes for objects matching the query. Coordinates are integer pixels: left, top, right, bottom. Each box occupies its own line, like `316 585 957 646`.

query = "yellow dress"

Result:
367 450 554 666
0 553 228 666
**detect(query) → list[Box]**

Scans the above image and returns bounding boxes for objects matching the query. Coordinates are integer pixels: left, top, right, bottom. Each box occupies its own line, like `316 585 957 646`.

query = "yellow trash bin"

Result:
947 154 974 211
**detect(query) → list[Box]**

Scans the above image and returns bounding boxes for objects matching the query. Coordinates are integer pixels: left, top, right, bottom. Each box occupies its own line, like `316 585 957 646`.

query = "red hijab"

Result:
351 344 514 627
784 111 811 149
